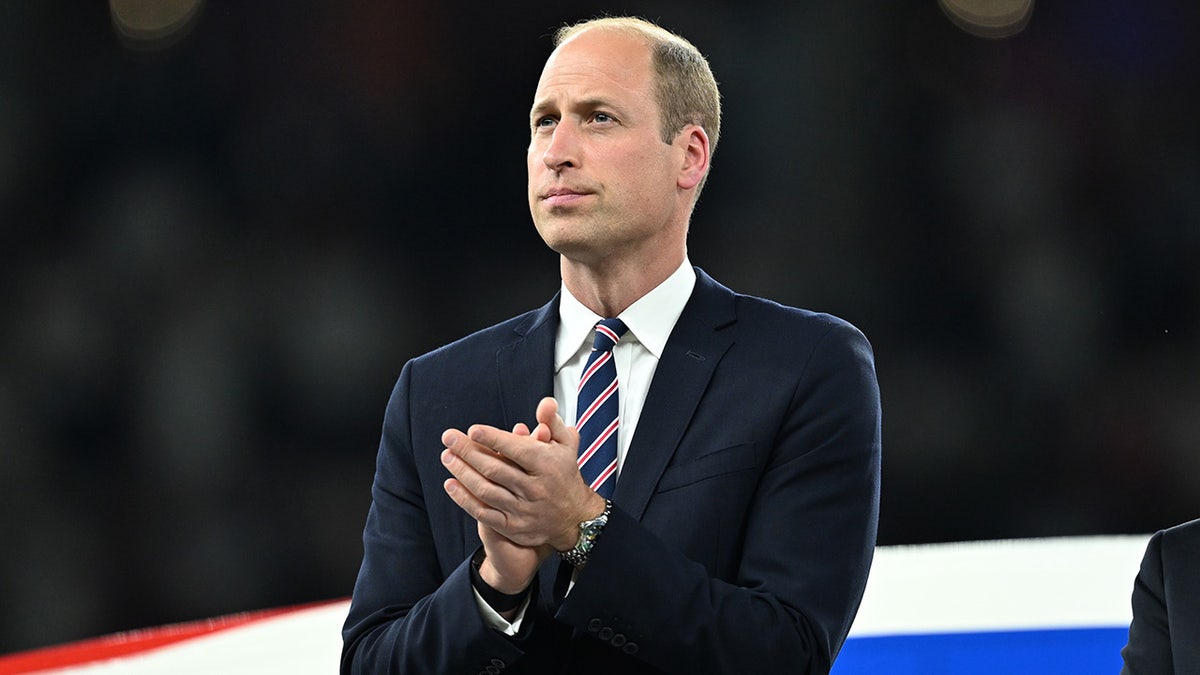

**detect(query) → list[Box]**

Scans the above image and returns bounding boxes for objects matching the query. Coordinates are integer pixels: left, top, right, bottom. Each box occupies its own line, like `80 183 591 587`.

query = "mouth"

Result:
539 188 592 207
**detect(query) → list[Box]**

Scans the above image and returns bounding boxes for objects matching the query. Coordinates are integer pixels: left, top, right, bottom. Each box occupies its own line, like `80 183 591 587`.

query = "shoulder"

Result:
715 285 874 370
692 270 878 403
1159 517 1200 559
1161 516 1200 539
736 292 867 341
1137 517 1200 583
694 267 871 348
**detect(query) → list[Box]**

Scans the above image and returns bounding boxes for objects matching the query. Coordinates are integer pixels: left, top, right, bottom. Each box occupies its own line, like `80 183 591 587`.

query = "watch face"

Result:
563 502 611 567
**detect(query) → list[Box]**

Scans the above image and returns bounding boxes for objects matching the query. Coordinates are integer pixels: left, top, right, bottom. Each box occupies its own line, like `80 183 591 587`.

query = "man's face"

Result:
527 29 686 266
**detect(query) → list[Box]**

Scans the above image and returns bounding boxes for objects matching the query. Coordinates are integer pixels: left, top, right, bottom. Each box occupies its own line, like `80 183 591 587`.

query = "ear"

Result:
675 124 710 191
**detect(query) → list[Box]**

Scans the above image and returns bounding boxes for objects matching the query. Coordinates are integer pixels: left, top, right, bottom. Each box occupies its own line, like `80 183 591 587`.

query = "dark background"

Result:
3 0 1199 654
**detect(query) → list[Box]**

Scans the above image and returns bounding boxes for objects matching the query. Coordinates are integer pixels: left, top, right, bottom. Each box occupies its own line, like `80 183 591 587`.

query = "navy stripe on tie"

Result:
576 318 627 499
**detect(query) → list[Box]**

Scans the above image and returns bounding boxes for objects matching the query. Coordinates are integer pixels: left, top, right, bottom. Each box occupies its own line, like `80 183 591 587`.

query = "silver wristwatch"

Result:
561 500 612 567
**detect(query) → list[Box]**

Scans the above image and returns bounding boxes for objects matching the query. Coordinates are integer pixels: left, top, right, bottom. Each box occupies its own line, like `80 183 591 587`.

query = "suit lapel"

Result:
492 295 560 602
496 295 559 431
613 269 737 520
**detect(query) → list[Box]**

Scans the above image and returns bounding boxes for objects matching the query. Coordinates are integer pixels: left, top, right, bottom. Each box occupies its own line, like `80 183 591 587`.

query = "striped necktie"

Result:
576 318 627 499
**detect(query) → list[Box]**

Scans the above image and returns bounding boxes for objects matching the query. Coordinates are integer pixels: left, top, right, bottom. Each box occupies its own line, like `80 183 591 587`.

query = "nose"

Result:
541 123 579 171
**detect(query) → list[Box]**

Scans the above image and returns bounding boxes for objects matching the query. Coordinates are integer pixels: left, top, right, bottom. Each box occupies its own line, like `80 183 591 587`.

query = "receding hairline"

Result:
548 16 722 198
553 16 693 53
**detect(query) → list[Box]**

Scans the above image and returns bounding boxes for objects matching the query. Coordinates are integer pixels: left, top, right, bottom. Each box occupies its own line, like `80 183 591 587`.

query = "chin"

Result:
538 232 600 262
535 216 588 247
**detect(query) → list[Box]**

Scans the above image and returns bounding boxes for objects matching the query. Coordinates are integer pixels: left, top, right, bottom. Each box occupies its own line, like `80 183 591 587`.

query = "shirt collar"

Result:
555 259 697 372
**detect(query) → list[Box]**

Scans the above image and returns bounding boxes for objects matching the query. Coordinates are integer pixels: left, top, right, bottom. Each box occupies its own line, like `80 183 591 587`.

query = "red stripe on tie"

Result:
577 417 619 469
577 444 597 467
575 379 618 430
594 323 621 344
589 459 618 492
576 318 626 500
577 351 612 393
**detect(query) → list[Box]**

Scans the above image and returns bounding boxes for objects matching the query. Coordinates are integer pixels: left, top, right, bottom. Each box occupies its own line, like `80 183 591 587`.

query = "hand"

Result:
442 397 607 554
474 422 553 594
476 523 549 595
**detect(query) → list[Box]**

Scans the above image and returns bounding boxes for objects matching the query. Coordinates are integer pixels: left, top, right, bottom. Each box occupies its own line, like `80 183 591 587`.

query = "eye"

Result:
533 116 557 131
591 112 614 124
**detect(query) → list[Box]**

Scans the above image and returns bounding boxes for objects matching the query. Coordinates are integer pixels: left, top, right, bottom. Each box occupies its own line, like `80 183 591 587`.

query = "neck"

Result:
561 249 685 318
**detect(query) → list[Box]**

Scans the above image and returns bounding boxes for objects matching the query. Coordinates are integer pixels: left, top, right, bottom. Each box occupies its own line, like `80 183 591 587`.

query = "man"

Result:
342 17 880 674
1121 517 1200 674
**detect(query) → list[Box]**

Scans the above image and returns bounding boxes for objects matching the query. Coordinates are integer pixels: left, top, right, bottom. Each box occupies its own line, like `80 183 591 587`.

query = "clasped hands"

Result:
441 397 607 595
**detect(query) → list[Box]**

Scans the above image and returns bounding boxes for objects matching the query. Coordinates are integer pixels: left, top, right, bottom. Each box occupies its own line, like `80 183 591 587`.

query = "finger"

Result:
445 427 524 478
443 478 508 532
441 448 521 509
449 425 550 504
467 423 541 469
535 396 559 424
463 423 506 453
441 427 478 454
536 396 578 447
513 422 531 436
446 425 516 456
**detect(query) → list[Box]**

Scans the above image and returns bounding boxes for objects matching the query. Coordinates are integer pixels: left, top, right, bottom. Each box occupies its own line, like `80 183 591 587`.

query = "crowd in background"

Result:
2 0 1198 653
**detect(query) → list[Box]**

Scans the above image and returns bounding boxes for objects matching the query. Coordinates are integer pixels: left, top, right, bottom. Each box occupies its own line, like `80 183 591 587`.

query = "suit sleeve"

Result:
556 320 882 674
340 362 536 675
1120 531 1172 674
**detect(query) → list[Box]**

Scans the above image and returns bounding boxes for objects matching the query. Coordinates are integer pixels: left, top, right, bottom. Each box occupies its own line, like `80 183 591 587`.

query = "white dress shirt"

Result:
476 259 697 634
553 260 697 475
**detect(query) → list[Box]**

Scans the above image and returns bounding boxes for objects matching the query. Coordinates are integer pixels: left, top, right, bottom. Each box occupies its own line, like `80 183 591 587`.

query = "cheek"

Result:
526 156 543 202
633 144 676 178
628 152 677 198
526 151 538 179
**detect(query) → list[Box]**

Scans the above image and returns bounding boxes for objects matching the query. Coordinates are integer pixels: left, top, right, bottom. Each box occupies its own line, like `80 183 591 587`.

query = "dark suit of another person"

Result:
1122 517 1200 674
341 270 881 674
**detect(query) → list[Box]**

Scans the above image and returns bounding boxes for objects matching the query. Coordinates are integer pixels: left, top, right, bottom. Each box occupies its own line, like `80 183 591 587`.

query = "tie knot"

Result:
591 318 627 352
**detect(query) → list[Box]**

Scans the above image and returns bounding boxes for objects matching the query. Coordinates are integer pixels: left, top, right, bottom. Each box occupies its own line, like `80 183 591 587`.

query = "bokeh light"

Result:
109 0 204 50
939 0 1034 38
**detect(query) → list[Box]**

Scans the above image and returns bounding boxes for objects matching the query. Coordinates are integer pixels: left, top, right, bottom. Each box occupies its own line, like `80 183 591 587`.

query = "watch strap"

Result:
561 500 612 568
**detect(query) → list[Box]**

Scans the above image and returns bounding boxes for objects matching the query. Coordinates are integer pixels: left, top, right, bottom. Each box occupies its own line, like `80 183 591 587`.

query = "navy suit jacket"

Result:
1122 517 1200 674
342 269 881 674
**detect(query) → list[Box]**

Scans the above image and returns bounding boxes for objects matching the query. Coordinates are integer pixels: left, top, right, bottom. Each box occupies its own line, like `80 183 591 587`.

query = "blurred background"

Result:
2 0 1199 654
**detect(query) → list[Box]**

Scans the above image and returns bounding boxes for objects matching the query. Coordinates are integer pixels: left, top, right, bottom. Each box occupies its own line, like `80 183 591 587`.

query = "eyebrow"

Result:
529 97 624 121
529 100 555 121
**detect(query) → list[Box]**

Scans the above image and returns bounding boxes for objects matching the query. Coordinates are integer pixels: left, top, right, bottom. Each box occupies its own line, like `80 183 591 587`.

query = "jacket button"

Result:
611 634 626 647
587 619 603 633
491 658 505 669
622 642 639 655
597 627 613 641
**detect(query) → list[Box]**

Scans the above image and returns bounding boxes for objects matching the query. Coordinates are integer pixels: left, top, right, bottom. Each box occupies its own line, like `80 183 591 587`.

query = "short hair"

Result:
553 17 722 192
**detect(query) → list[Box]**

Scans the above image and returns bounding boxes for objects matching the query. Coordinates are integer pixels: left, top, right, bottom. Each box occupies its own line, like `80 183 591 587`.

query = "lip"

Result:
540 187 592 207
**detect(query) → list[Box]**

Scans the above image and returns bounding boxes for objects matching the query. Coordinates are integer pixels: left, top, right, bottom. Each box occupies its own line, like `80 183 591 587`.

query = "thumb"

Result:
536 396 577 446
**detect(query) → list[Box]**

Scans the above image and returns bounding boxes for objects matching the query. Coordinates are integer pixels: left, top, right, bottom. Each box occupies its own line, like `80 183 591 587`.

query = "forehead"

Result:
532 29 656 108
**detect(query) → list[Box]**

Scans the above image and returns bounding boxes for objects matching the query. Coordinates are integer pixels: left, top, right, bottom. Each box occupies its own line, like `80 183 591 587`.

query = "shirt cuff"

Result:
472 586 531 636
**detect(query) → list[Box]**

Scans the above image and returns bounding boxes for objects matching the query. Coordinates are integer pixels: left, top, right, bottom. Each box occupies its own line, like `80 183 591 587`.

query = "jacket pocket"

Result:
656 442 759 493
